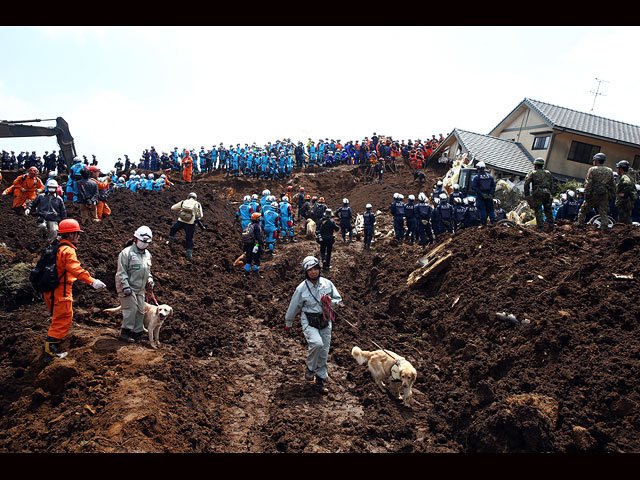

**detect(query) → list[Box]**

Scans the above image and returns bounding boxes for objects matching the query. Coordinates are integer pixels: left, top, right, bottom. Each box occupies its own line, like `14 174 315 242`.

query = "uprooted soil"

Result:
1 161 639 453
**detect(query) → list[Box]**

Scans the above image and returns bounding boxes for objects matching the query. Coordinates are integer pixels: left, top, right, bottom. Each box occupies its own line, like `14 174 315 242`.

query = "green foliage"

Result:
553 180 583 196
0 262 33 293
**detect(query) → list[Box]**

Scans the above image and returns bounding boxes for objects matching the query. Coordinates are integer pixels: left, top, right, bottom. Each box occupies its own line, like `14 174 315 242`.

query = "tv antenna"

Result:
589 77 608 112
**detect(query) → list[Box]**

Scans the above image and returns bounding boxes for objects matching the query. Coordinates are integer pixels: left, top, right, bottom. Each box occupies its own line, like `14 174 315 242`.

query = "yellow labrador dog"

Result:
104 303 173 349
352 346 417 406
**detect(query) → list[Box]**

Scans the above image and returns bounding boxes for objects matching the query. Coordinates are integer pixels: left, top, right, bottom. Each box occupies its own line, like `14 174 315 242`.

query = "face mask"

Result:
136 240 150 250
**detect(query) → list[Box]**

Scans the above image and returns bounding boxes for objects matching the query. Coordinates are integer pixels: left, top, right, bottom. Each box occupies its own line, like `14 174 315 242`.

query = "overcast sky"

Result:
2 26 639 170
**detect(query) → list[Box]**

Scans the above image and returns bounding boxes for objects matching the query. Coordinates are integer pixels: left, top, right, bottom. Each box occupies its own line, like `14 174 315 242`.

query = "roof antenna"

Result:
589 77 608 112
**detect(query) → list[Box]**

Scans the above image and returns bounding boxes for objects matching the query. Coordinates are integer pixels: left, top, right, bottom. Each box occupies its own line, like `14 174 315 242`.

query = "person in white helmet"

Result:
471 161 497 226
335 198 354 243
115 226 154 343
26 179 67 242
284 255 342 394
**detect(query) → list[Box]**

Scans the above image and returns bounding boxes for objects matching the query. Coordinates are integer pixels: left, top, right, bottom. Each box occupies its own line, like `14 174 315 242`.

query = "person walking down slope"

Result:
316 208 340 271
284 255 343 394
242 212 265 276
168 192 204 260
115 226 154 343
41 218 106 363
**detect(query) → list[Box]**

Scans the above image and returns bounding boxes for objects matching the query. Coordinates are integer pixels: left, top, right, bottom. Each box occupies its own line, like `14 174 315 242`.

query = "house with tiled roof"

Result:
430 97 640 183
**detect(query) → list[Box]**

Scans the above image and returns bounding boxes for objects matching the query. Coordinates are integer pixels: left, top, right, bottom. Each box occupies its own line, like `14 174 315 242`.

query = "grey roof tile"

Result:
524 98 640 147
454 129 534 176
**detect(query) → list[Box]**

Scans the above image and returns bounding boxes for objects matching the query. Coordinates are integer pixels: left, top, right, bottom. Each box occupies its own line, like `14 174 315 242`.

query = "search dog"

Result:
104 302 173 349
352 346 417 406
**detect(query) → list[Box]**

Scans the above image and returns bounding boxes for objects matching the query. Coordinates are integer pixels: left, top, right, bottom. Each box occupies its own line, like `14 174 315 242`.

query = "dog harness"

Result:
389 360 402 383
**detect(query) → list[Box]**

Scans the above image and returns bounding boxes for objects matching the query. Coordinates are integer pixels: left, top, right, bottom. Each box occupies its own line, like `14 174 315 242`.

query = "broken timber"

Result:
408 238 453 289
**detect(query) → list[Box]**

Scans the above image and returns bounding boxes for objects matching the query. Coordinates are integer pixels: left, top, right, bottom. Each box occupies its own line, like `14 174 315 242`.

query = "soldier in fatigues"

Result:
576 153 616 229
524 158 555 230
615 160 637 224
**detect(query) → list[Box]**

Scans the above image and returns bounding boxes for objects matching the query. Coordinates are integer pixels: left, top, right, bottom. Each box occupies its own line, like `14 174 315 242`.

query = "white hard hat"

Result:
439 193 447 200
188 192 197 199
560 193 567 201
393 192 399 199
434 198 440 205
343 198 349 204
567 190 575 198
271 201 279 209
149 174 154 179
47 179 59 190
476 161 486 168
140 174 146 178
282 196 288 202
453 183 459 190
418 192 426 202
244 195 251 202
133 225 153 242
437 181 443 186
454 197 462 204
398 194 404 200
365 203 372 209
301 255 321 273
48 171 56 177
408 194 415 201
263 189 270 195
130 170 136 175
467 196 476 203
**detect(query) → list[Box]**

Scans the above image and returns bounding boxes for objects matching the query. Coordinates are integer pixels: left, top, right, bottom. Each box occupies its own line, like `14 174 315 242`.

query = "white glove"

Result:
24 209 30 216
92 279 106 290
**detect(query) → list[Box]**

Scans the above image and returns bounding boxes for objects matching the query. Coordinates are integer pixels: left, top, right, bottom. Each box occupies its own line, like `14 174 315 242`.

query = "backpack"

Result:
178 200 196 222
241 223 257 245
30 241 65 293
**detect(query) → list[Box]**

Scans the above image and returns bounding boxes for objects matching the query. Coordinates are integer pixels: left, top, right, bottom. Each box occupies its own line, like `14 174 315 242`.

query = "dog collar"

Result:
390 360 402 382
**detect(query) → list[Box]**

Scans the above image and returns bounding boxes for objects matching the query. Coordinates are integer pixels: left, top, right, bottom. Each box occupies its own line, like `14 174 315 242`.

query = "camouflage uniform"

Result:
576 164 615 227
524 167 554 228
616 173 637 224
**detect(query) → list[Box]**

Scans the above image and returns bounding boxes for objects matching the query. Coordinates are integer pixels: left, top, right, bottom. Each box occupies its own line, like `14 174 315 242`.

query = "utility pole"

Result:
589 77 608 112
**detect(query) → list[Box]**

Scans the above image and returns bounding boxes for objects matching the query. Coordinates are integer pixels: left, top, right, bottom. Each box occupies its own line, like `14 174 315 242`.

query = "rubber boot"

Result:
315 376 328 394
167 236 174 248
186 249 193 260
43 337 66 364
119 328 135 343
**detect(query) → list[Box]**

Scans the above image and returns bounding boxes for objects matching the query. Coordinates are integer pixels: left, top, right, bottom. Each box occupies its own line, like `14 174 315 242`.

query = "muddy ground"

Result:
1 161 639 453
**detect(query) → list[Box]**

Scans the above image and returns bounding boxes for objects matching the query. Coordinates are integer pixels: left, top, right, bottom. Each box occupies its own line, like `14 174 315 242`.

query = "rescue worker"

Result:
235 195 254 232
415 192 434 246
576 152 616 229
67 157 84 202
243 212 265 276
115 226 154 343
182 150 194 183
437 193 454 233
284 255 343 394
449 184 463 204
261 201 281 255
279 196 295 242
523 158 555 230
471 161 497 225
404 194 417 243
452 196 467 231
633 184 640 223
335 198 354 243
312 196 328 224
494 198 507 222
615 160 637 224
562 190 580 222
77 167 100 223
89 166 112 220
432 180 445 201
42 218 106 363
316 208 340 270
390 193 406 241
296 187 306 221
362 203 376 250
26 179 67 242
167 192 203 260
2 166 44 215
463 197 482 228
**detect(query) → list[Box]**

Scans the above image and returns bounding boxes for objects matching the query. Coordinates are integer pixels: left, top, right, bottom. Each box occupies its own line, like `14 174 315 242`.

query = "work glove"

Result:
148 279 154 290
24 209 30 216
92 279 106 290
122 287 133 297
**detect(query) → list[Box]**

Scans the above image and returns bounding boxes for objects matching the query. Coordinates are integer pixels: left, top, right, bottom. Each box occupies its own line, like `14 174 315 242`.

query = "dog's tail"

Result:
103 305 123 314
351 346 373 365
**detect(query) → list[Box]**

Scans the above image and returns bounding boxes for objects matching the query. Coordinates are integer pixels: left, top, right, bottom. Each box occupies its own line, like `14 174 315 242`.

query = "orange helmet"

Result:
28 166 38 175
58 218 84 234
251 212 261 221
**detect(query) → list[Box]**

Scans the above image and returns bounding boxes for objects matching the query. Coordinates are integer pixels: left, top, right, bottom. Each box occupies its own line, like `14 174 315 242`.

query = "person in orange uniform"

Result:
2 166 45 214
42 218 106 363
182 150 194 183
88 166 112 219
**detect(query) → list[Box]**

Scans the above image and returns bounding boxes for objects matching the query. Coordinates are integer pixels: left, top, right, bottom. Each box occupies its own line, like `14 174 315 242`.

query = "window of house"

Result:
532 136 550 150
567 140 601 164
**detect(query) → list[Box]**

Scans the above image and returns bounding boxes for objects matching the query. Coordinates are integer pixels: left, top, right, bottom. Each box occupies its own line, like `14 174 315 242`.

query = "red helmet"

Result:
89 165 100 172
305 194 311 200
28 166 38 175
251 212 261 221
287 186 292 190
300 187 304 191
318 197 325 203
58 218 84 234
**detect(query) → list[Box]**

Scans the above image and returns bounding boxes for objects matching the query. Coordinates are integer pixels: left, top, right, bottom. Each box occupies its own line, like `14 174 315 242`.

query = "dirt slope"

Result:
0 163 639 453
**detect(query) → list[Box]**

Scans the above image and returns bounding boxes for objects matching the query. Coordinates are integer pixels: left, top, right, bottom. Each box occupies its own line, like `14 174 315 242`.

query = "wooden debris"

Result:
408 252 453 289
612 273 633 280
